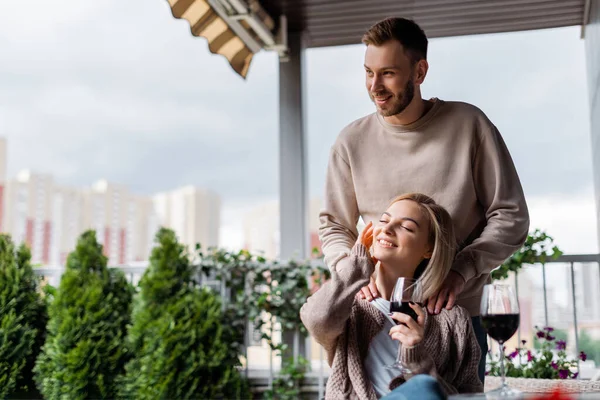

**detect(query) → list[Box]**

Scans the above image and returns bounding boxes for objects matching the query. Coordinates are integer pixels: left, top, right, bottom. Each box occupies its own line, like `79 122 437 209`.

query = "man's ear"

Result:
414 59 429 85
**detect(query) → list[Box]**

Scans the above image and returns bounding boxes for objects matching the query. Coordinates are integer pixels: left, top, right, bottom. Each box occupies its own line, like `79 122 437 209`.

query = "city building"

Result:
51 185 85 265
152 185 221 253
3 170 54 264
243 197 323 260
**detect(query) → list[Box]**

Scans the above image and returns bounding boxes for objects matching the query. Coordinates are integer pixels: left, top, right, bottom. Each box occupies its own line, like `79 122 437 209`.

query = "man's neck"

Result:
383 97 432 126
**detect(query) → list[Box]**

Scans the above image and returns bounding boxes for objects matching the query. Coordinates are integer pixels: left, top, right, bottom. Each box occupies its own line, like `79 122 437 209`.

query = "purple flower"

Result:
508 350 519 359
556 340 566 350
546 334 555 341
544 326 555 332
573 372 579 379
580 351 588 361
551 361 558 370
485 371 490 376
558 369 569 379
527 350 533 362
521 340 527 345
537 331 546 339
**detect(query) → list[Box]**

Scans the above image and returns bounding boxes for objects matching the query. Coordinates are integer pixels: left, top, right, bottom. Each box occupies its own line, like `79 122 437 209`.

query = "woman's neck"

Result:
376 263 413 300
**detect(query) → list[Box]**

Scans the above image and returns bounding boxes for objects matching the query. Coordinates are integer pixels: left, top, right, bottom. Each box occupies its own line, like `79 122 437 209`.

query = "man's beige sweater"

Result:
300 243 483 399
319 99 530 316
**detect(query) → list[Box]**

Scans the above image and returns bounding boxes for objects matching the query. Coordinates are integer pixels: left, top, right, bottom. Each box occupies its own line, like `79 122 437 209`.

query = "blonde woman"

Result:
301 193 483 399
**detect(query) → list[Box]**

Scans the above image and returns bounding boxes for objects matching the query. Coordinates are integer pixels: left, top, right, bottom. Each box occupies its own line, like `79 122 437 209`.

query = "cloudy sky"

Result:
0 0 597 255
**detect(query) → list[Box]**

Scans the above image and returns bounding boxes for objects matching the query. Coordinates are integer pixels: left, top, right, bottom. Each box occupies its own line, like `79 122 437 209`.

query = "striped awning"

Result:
167 0 276 78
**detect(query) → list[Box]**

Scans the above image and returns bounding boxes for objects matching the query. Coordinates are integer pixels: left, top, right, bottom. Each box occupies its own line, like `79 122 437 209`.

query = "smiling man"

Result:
318 17 530 384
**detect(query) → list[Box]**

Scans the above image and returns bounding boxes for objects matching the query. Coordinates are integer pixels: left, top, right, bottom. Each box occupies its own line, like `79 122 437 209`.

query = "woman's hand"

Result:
355 222 380 300
356 221 374 248
388 303 426 347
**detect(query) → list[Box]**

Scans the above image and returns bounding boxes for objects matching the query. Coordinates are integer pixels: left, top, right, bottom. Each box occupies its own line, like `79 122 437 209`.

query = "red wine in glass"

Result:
389 301 418 322
481 314 520 343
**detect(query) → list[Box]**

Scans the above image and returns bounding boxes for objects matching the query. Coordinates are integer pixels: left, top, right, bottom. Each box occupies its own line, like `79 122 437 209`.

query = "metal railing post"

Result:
542 263 549 327
570 262 580 377
318 345 324 399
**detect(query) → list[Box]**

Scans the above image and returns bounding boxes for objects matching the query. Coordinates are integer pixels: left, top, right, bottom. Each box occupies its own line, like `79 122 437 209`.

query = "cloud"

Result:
0 0 281 198
0 2 596 252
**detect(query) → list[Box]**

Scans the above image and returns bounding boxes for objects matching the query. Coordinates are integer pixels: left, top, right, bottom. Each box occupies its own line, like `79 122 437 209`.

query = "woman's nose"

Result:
382 224 394 236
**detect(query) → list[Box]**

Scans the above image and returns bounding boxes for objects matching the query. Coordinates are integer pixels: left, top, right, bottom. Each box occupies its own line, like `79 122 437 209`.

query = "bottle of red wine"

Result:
481 314 520 343
389 301 418 322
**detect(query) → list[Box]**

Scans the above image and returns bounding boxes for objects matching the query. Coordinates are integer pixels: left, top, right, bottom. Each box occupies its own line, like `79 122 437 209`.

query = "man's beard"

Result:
372 78 415 117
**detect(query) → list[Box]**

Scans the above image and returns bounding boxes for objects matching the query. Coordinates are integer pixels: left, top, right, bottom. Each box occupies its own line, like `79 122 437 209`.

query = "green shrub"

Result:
0 235 48 399
119 228 250 399
34 231 133 399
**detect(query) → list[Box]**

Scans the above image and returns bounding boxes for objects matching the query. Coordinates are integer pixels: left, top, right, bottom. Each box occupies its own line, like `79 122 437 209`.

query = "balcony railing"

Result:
33 254 600 396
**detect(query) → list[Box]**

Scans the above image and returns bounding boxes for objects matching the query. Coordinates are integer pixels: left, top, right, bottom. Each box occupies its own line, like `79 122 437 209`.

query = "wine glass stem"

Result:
499 342 506 389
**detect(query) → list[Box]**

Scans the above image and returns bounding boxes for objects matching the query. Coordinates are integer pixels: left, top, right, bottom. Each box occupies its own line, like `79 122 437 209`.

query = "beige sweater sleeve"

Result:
318 147 361 269
300 243 374 365
452 124 530 283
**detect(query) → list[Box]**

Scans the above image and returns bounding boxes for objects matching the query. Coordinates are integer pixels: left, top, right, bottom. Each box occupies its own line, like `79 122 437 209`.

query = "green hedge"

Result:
0 235 48 399
119 228 250 399
34 231 133 399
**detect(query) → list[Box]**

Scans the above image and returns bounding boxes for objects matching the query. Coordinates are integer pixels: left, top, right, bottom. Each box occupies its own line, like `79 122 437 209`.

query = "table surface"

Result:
450 393 600 399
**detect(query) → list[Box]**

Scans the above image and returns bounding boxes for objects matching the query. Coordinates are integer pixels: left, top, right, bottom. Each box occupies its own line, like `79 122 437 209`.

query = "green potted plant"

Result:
491 229 562 280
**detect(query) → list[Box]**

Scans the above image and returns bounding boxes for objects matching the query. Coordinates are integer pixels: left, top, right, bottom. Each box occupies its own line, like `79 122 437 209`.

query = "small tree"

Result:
119 228 249 399
0 235 48 399
34 231 133 399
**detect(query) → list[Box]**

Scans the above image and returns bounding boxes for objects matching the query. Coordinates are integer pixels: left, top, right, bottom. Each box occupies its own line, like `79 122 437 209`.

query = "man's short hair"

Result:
362 17 428 64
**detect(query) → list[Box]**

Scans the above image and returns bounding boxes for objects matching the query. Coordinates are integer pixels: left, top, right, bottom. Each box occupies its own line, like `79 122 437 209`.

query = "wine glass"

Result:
385 277 421 372
480 284 521 397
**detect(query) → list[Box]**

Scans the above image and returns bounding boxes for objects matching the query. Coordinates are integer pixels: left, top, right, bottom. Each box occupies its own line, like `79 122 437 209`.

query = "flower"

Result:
521 340 527 345
558 369 569 379
573 372 578 379
487 325 581 381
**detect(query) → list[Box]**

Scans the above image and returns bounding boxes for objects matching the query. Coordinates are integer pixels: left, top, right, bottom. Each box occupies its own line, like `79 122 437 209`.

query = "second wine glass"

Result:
480 283 521 398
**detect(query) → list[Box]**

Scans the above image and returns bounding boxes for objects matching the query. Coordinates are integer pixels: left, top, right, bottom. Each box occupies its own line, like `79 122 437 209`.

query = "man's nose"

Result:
370 75 383 92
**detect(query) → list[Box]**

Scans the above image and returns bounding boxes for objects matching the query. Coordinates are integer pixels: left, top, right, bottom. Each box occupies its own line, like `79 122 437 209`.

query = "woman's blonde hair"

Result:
386 193 456 301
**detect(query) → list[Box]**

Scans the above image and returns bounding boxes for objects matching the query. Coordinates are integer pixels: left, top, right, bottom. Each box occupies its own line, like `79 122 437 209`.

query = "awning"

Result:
167 0 281 78
166 0 587 77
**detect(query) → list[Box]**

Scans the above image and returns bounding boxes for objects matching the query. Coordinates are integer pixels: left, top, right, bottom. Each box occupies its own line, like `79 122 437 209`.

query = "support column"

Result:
279 31 308 261
278 31 309 365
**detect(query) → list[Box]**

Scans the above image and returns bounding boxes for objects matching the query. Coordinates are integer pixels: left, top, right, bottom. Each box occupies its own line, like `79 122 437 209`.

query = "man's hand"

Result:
389 302 425 347
357 275 379 301
426 270 466 315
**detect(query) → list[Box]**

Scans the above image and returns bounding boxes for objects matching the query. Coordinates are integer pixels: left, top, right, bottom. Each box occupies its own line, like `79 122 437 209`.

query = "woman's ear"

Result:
423 248 433 259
